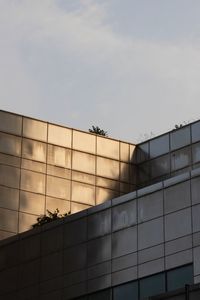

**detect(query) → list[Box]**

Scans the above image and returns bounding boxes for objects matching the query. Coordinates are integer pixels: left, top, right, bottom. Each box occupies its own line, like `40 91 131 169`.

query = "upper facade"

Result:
0 110 136 239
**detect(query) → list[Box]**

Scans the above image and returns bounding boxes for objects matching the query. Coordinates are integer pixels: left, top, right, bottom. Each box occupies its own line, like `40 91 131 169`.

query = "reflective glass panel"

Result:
0 132 21 156
22 139 46 162
89 289 111 300
72 171 95 185
120 163 129 182
167 264 193 291
120 142 130 162
150 134 169 158
87 235 111 266
47 176 70 199
112 200 137 232
46 197 70 214
21 169 45 194
48 145 71 168
47 165 71 179
96 177 119 190
0 111 22 135
23 118 47 141
171 146 191 172
0 208 18 232
138 191 163 223
18 212 38 233
72 151 95 174
164 181 190 214
48 124 71 147
21 159 46 173
136 142 149 163
72 182 95 205
113 280 138 300
0 153 20 168
97 137 119 160
150 154 170 179
192 121 200 143
97 157 119 180
192 142 200 164
73 130 96 154
96 188 119 205
191 176 200 205
0 186 19 210
0 165 20 188
88 209 111 239
71 202 91 213
20 191 45 215
140 273 166 298
170 126 191 151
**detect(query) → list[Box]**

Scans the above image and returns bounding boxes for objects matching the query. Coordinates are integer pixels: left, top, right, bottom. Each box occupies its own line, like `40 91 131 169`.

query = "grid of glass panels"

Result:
0 110 136 237
75 264 193 300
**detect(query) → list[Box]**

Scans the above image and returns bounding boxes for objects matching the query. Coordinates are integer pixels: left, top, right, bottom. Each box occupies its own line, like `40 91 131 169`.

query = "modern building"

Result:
0 110 200 299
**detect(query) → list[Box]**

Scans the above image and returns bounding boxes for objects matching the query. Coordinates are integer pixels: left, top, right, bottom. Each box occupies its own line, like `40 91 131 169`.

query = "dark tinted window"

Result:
113 281 138 300
167 264 193 291
140 272 166 299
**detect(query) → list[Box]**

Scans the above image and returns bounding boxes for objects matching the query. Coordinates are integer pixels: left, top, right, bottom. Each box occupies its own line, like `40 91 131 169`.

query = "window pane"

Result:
113 281 138 300
171 146 191 172
89 289 111 300
0 132 21 156
73 130 96 154
0 111 22 135
167 264 193 291
23 118 47 141
140 273 166 299
21 169 45 194
72 182 95 205
0 186 19 210
46 176 70 199
97 157 119 180
72 151 95 174
0 165 20 188
150 134 169 158
170 126 191 151
97 137 119 160
22 139 46 162
48 124 71 148
48 145 71 168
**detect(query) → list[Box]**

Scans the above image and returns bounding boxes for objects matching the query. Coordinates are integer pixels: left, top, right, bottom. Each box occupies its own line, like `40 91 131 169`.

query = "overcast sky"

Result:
1 0 200 143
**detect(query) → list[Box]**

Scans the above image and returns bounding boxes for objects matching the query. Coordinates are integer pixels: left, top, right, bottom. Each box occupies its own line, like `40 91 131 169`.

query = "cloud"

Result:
0 0 200 141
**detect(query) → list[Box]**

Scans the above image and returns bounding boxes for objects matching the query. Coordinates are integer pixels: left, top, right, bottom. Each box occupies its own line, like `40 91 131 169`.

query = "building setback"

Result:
1 110 200 299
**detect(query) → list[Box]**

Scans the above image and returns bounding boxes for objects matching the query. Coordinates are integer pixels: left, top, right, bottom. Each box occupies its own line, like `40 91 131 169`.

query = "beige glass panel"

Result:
130 165 137 185
22 139 46 162
0 111 22 135
120 162 130 182
48 124 72 148
73 130 96 154
120 142 130 162
0 208 18 233
23 117 47 141
20 191 45 215
72 171 95 185
47 165 71 179
0 186 19 210
130 144 136 163
72 181 95 205
96 187 119 205
96 177 119 190
0 132 21 156
97 157 119 180
120 183 131 193
21 169 45 194
21 159 46 173
47 145 71 168
0 153 20 168
19 212 38 233
46 197 70 214
97 136 119 160
71 202 91 214
47 175 70 199
72 151 95 174
0 165 20 188
0 231 15 240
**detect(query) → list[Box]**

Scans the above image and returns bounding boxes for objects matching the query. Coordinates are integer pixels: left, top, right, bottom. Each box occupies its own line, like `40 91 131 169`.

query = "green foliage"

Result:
32 209 70 228
89 125 108 136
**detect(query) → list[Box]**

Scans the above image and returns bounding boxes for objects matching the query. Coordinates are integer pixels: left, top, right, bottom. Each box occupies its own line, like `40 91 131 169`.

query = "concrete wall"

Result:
0 168 200 299
0 110 136 239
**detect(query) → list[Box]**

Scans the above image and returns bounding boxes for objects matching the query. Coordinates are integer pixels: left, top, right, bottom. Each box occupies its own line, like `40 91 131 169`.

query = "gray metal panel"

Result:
138 190 163 223
88 209 111 239
112 200 137 232
165 208 192 241
112 226 137 258
170 126 191 151
87 235 111 266
138 217 164 250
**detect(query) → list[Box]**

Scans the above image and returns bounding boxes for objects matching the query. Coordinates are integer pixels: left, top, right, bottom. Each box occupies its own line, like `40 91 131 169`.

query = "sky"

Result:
1 0 200 143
